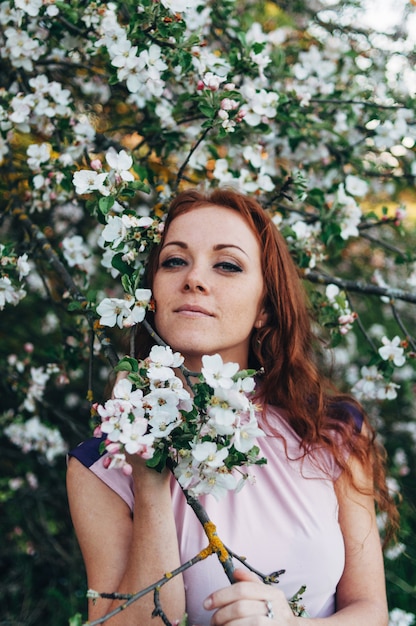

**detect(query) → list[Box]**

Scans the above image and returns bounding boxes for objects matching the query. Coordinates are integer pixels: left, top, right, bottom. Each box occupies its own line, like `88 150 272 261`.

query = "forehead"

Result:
164 204 259 247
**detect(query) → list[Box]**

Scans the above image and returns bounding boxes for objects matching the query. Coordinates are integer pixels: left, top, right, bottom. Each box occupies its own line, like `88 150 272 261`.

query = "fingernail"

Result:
203 596 212 609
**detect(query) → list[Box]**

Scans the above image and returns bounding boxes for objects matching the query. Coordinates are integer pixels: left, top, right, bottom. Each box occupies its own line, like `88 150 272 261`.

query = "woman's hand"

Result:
204 568 298 626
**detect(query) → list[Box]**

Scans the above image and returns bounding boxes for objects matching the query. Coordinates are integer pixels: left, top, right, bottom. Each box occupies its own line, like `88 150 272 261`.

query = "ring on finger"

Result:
265 600 274 619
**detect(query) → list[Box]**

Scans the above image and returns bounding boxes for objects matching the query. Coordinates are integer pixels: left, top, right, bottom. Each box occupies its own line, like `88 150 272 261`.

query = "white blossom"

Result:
105 148 135 182
26 143 51 170
201 354 239 389
378 336 406 367
96 297 133 328
345 175 369 197
73 169 109 196
233 419 265 453
61 235 90 268
160 0 201 12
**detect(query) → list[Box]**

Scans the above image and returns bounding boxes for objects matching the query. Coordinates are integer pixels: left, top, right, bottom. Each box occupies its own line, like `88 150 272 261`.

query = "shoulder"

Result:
68 436 135 511
68 435 105 468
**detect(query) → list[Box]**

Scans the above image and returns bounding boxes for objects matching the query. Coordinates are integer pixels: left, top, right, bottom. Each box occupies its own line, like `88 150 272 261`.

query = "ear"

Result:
254 308 268 329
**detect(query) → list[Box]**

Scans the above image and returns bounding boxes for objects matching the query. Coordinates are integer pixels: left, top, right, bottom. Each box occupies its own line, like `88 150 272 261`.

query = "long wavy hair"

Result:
136 187 398 542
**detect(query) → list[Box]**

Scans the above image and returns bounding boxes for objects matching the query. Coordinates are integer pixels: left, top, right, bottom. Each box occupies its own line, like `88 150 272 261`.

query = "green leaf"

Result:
198 104 216 118
146 446 168 471
129 180 151 193
67 301 84 311
121 272 134 294
111 253 133 278
115 356 139 373
98 196 115 215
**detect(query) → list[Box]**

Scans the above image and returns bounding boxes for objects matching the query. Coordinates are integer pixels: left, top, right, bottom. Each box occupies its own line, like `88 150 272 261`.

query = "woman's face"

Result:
152 205 267 371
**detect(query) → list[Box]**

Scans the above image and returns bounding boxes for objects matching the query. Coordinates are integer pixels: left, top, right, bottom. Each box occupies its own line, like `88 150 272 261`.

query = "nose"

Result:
182 265 209 293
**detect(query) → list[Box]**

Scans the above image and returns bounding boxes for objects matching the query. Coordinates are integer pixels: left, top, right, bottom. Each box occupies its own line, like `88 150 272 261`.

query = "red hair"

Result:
140 187 398 542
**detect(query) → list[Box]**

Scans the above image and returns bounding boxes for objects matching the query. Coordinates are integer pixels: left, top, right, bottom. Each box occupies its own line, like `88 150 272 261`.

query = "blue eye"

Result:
160 257 187 268
215 261 242 273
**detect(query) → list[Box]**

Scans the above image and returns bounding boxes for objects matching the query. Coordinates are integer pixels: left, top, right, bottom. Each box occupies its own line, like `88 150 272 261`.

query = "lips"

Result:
175 304 214 317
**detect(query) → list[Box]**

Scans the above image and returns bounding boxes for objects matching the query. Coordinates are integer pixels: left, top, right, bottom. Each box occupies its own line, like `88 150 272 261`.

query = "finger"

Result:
203 570 264 611
232 568 263 584
209 598 271 626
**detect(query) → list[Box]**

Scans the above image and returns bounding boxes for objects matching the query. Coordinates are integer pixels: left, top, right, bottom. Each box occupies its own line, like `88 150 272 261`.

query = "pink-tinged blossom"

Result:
0 276 26 309
378 336 406 367
4 416 67 463
90 159 102 171
201 71 225 91
220 98 239 111
104 453 133 475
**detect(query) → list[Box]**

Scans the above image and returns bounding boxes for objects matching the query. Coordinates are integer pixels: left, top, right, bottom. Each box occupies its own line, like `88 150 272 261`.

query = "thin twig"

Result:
360 231 410 259
224 545 285 585
85 550 212 626
345 292 377 352
174 125 213 191
390 302 416 352
152 588 173 626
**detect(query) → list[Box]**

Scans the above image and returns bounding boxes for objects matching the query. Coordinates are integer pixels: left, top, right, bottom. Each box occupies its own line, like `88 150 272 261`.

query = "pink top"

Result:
75 405 346 624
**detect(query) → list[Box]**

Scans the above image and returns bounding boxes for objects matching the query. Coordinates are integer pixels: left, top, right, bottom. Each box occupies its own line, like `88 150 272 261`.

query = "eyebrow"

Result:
161 241 249 257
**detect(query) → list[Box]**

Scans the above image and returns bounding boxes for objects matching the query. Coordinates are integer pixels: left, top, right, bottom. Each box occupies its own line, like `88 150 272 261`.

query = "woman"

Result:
67 188 397 625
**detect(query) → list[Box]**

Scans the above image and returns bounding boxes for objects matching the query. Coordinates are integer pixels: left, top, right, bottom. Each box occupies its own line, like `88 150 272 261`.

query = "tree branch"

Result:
304 270 416 304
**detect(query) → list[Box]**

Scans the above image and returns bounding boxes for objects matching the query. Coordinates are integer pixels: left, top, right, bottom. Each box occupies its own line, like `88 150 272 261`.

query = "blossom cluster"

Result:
350 335 408 401
2 346 68 464
0 244 30 310
94 348 266 499
4 415 67 464
96 287 152 328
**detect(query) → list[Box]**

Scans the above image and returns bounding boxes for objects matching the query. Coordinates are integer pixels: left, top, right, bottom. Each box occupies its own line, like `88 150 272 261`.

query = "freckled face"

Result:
152 205 267 372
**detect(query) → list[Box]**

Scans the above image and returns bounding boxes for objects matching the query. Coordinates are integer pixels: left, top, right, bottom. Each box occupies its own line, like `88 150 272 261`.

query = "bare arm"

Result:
66 457 186 625
204 456 388 626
